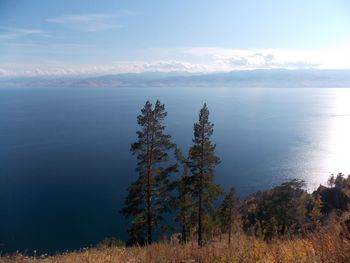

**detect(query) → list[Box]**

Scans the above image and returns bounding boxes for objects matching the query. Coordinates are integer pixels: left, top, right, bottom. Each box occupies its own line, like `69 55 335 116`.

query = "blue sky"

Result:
1 0 350 77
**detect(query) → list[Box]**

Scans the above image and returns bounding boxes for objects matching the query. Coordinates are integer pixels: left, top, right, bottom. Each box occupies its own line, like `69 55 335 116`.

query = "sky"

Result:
1 0 350 77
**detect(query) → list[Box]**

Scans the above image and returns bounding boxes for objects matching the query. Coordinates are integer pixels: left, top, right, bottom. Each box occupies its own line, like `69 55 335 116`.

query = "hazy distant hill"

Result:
1 69 350 88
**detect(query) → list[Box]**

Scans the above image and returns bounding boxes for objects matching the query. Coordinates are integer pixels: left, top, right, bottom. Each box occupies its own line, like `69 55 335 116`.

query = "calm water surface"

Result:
1 87 350 253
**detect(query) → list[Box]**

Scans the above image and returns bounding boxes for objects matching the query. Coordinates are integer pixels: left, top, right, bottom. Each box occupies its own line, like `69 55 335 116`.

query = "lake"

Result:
1 87 350 254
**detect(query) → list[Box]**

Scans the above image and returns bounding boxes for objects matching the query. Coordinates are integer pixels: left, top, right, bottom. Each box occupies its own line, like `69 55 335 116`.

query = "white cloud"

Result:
218 52 317 69
0 26 47 39
46 12 134 32
0 68 9 76
0 60 209 77
112 60 210 73
1 47 350 77
181 47 350 70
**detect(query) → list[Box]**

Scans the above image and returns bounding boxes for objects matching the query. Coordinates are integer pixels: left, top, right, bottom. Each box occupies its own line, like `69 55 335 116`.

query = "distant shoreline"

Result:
1 69 350 89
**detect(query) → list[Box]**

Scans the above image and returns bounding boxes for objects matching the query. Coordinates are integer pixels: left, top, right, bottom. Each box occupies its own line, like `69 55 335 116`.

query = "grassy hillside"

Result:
2 223 349 263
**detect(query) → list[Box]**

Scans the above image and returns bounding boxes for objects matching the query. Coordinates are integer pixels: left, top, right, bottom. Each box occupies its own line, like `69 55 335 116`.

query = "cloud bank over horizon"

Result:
1 47 350 78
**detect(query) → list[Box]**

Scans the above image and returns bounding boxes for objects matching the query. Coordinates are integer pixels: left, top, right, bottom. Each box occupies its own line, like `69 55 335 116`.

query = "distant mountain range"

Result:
1 69 350 88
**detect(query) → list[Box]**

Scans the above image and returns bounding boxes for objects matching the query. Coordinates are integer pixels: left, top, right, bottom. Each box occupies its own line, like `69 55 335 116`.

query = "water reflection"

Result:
325 89 350 178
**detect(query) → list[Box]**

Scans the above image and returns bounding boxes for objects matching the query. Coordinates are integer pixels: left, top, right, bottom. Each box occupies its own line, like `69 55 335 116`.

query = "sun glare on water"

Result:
325 89 350 177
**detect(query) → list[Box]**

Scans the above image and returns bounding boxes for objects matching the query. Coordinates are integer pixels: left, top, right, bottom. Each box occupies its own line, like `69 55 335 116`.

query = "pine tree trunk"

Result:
228 209 232 246
182 220 187 244
146 136 152 244
147 170 152 244
198 128 204 247
228 222 232 246
198 192 202 246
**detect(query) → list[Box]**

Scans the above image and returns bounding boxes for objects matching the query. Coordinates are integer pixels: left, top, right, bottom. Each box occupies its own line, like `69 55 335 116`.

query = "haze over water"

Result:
1 86 350 253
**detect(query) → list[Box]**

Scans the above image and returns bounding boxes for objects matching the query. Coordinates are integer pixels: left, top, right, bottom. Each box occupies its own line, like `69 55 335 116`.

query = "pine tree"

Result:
120 100 177 245
188 103 222 246
219 187 240 245
174 167 195 244
327 174 335 187
173 149 196 244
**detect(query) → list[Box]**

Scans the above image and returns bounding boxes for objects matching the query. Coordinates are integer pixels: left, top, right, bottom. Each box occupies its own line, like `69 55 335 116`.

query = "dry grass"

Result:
1 225 350 263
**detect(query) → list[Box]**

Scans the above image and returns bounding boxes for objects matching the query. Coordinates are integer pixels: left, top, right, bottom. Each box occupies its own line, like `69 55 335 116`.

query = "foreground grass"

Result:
2 225 350 263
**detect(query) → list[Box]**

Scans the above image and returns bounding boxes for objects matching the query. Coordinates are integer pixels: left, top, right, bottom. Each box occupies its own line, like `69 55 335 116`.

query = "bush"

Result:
97 237 125 248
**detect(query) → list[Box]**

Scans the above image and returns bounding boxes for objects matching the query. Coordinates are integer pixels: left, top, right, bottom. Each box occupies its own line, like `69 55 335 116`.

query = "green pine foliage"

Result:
218 187 240 245
187 103 223 246
173 164 196 244
242 179 311 240
120 100 178 245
